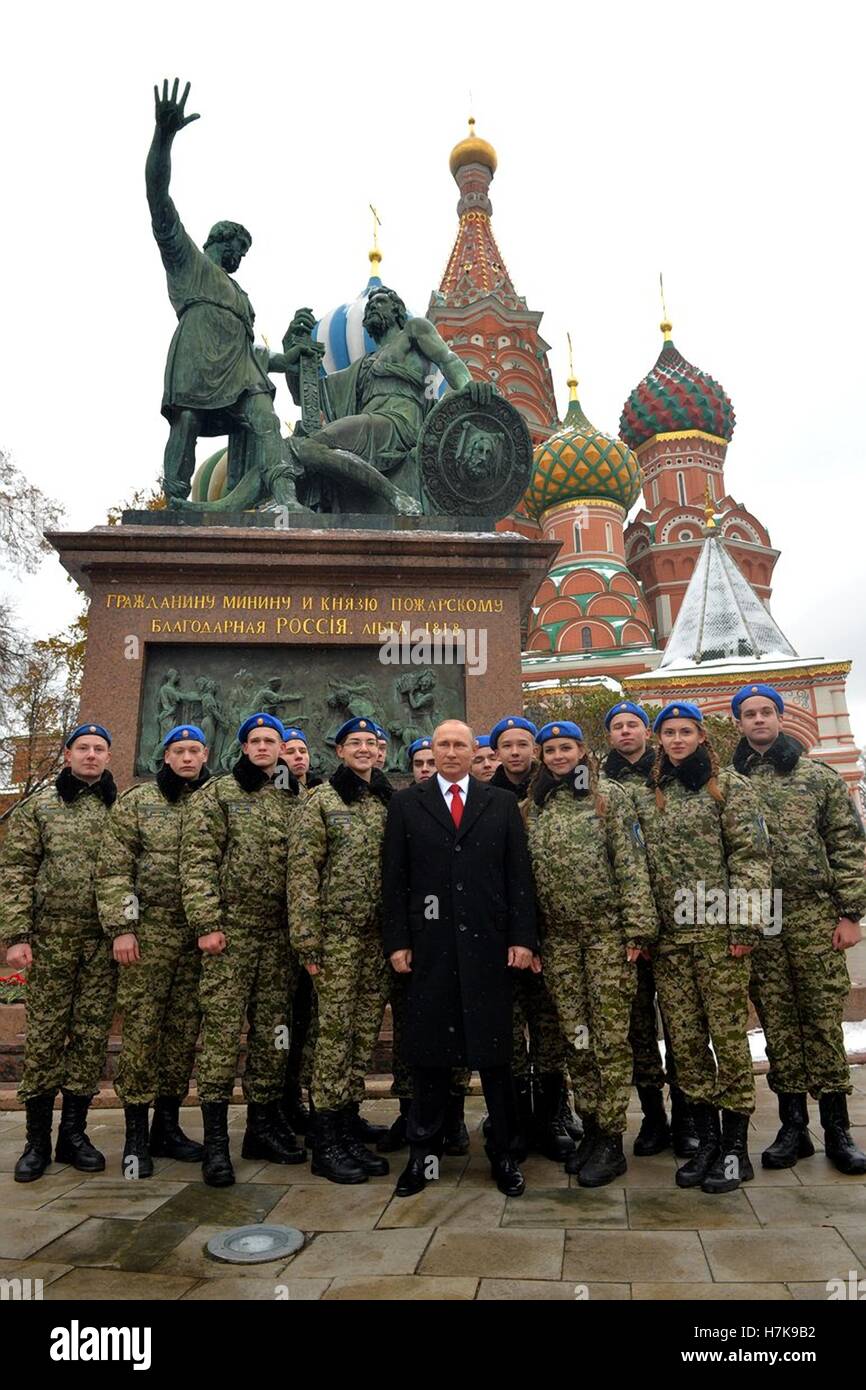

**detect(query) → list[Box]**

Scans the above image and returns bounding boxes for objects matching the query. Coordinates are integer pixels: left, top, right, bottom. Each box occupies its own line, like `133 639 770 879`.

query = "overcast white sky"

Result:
2 1 864 740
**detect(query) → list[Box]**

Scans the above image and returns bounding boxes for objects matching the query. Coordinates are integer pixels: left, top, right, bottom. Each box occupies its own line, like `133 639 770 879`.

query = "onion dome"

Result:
449 116 498 178
314 267 382 375
525 376 642 521
619 320 736 450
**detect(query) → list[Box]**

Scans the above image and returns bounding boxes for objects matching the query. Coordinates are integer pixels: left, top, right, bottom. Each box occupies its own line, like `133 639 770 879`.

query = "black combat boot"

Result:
310 1109 368 1184
532 1073 577 1162
345 1099 388 1145
200 1100 234 1187
701 1110 754 1193
819 1093 866 1175
242 1100 306 1164
559 1088 583 1142
54 1090 105 1171
442 1094 471 1156
395 1145 430 1197
761 1093 815 1169
281 1078 311 1136
122 1105 154 1179
338 1106 390 1175
14 1092 56 1183
578 1131 627 1188
149 1097 204 1162
378 1098 412 1153
485 1140 526 1197
633 1085 671 1156
675 1102 720 1188
670 1086 700 1158
565 1113 598 1175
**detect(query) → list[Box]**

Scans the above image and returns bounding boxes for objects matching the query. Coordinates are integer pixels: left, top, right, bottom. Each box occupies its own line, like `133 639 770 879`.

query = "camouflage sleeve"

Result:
0 797 42 946
605 786 659 947
180 784 227 939
720 772 773 946
96 794 143 939
287 790 328 965
819 769 866 918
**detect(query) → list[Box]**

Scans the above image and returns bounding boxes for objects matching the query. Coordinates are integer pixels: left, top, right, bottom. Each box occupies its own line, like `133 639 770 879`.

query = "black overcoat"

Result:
381 775 538 1068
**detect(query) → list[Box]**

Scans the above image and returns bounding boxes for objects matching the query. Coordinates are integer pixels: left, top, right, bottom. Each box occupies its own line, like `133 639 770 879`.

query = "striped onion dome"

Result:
314 273 384 374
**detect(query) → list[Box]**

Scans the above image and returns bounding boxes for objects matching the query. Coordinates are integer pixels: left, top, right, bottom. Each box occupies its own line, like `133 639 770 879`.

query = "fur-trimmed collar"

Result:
491 763 534 800
657 745 712 793
733 732 803 777
304 771 324 789
602 746 655 784
55 767 117 807
329 763 393 806
231 754 299 795
532 761 591 807
156 762 211 803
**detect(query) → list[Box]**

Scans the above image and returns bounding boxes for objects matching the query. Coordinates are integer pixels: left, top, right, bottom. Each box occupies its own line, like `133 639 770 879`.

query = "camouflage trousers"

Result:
653 934 755 1114
19 923 117 1102
389 972 471 1100
115 918 201 1106
749 904 851 1098
544 929 637 1133
629 954 679 1090
197 925 296 1104
512 968 570 1078
286 967 318 1092
310 915 389 1112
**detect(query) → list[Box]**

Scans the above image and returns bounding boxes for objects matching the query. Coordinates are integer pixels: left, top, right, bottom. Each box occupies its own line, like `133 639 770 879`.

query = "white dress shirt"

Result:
436 772 470 811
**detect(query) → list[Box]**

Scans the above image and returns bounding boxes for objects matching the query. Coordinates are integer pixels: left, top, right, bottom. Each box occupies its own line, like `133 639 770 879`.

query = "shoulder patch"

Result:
631 821 645 851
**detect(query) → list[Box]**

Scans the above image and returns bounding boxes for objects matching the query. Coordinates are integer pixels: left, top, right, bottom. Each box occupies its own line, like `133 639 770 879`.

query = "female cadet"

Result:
633 702 773 1193
524 721 658 1186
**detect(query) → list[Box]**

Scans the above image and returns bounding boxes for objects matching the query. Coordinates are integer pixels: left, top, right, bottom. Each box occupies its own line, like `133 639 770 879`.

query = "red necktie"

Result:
448 783 464 828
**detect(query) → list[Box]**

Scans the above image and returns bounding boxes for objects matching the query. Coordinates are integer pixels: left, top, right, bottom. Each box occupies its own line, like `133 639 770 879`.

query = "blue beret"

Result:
65 723 112 748
537 720 584 744
237 712 285 742
372 724 389 742
163 724 206 748
282 727 308 744
407 737 433 765
604 701 650 730
652 701 703 732
489 716 538 749
334 716 379 744
731 684 784 718
474 734 492 749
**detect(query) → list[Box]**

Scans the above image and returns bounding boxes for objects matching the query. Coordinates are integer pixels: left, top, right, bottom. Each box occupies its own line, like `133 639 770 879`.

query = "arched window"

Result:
651 479 659 507
707 473 716 499
604 521 613 552
677 471 687 505
573 523 582 554
679 529 693 541
581 625 592 649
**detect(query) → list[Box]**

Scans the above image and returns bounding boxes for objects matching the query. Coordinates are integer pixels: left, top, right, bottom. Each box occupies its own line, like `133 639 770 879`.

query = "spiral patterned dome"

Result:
619 327 736 450
524 389 642 521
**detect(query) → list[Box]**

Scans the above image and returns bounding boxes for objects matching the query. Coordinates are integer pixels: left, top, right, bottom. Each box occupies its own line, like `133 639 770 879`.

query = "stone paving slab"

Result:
631 1281 793 1300
419 1228 564 1280
35 1216 197 1271
563 1229 712 1284
501 1186 627 1228
476 1278 630 1300
43 1267 198 1300
323 1276 478 1300
182 1276 330 1300
148 1223 296 1281
700 1226 857 1283
286 1228 434 1278
268 1184 391 1231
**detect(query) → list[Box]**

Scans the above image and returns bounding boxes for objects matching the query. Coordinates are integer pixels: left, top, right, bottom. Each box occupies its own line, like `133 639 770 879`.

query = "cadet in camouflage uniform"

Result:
288 715 392 1184
490 715 578 1163
1 724 118 1182
280 726 323 1136
600 699 698 1159
380 736 472 1158
632 701 773 1194
96 724 210 1178
181 712 305 1187
730 683 866 1174
525 721 658 1186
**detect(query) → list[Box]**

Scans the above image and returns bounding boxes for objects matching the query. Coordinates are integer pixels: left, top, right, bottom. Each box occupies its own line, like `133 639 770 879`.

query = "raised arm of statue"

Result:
409 317 495 405
145 78 200 239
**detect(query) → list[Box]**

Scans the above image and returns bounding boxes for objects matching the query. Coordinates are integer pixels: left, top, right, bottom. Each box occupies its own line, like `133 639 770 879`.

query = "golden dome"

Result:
449 117 498 178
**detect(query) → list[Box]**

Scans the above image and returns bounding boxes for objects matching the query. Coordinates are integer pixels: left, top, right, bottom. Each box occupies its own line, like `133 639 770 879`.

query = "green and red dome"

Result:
620 329 735 450
525 389 642 520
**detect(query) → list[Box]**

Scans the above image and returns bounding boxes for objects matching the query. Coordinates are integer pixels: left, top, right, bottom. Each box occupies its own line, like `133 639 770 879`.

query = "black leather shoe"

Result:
377 1099 411 1153
489 1153 526 1197
442 1094 470 1156
633 1085 671 1156
762 1093 815 1169
309 1109 368 1184
670 1087 700 1159
14 1092 55 1183
345 1100 388 1144
149 1096 203 1162
565 1114 598 1175
395 1154 428 1197
675 1103 720 1188
242 1101 306 1164
200 1101 235 1187
579 1131 627 1187
54 1090 105 1171
702 1110 754 1193
122 1104 154 1179
339 1108 389 1175
819 1093 866 1175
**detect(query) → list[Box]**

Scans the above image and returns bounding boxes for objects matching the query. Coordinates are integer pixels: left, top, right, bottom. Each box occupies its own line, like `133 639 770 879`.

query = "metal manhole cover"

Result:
207 1225 305 1264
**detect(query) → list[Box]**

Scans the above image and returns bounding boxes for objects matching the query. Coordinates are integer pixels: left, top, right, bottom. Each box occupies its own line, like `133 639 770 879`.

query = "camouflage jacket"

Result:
731 734 866 916
180 756 301 936
630 752 773 946
599 746 655 790
0 770 118 944
524 772 658 947
288 766 391 965
96 765 210 939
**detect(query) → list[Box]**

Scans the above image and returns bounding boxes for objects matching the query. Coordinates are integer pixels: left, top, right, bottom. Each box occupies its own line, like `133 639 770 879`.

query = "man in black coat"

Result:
382 719 538 1197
